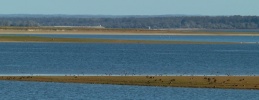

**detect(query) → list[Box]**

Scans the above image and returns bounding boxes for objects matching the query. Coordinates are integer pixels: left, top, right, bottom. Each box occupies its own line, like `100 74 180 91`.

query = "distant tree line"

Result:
0 15 259 29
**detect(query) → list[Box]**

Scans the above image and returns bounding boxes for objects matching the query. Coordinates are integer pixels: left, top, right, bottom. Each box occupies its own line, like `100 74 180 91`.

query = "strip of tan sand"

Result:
0 35 241 44
0 76 258 90
1 27 259 36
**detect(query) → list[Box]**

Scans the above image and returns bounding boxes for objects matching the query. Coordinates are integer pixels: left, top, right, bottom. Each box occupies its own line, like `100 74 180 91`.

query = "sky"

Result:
0 0 258 16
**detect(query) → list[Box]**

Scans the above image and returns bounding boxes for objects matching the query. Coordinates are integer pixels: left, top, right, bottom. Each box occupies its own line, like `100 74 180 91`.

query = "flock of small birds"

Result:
143 75 259 89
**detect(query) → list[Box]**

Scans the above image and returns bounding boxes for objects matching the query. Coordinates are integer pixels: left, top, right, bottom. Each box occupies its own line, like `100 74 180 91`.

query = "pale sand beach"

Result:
0 76 259 90
0 27 257 44
1 27 259 36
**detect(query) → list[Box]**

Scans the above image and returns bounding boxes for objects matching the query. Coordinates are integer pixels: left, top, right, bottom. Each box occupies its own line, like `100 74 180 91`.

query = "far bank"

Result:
1 27 259 36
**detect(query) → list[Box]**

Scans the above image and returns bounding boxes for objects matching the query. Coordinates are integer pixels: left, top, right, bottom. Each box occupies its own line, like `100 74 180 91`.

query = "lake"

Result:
1 34 259 99
1 80 259 100
0 43 259 76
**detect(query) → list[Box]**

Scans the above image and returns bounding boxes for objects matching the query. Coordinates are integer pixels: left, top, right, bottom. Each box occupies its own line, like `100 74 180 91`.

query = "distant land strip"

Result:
1 76 259 90
1 27 259 36
0 36 240 44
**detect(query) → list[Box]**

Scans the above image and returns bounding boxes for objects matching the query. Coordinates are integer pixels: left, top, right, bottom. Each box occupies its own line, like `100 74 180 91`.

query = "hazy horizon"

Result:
0 0 258 16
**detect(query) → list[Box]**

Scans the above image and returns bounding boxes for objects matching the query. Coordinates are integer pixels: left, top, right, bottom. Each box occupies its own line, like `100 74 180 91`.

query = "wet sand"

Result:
0 76 259 90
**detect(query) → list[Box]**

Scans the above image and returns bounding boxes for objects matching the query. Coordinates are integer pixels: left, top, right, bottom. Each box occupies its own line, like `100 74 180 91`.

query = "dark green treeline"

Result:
0 15 259 29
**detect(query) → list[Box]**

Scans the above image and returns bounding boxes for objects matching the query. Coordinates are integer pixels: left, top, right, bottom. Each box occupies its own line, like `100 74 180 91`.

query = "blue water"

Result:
1 35 259 99
0 43 259 76
1 80 259 100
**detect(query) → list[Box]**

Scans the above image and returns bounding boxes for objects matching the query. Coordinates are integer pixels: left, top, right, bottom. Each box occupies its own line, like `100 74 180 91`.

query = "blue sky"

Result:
0 0 258 15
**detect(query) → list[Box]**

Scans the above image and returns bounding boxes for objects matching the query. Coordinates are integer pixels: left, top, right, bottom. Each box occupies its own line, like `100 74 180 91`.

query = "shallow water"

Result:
1 34 259 99
0 43 259 76
0 81 259 100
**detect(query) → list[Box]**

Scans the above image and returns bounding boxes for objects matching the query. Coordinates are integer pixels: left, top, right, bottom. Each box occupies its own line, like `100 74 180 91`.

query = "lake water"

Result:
0 43 259 76
1 80 259 100
1 34 259 99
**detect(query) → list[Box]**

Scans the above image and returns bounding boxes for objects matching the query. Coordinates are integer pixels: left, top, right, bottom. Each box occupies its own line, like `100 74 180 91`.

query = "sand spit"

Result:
0 76 259 90
0 36 240 44
1 27 259 36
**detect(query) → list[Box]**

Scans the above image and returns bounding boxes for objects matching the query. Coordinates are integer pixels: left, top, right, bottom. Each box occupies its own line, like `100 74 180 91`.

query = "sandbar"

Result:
1 27 259 36
0 36 240 44
0 76 259 90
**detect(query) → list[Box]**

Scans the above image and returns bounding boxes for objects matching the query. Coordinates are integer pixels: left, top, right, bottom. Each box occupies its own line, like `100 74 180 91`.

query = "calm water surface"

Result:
0 81 259 100
0 43 259 75
1 35 259 99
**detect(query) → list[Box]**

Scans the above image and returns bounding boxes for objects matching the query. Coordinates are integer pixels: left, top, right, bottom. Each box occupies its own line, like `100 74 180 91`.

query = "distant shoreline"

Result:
0 35 240 44
1 76 259 90
1 27 259 36
1 27 258 44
